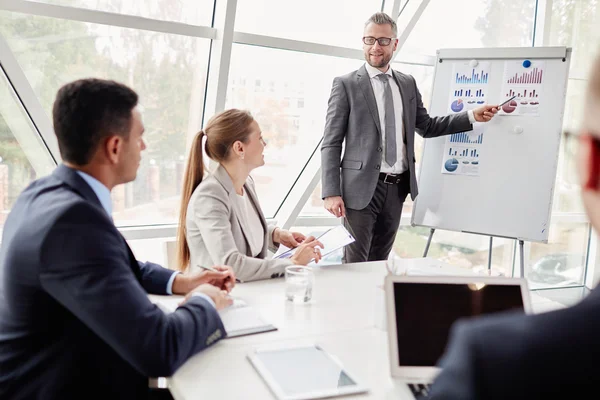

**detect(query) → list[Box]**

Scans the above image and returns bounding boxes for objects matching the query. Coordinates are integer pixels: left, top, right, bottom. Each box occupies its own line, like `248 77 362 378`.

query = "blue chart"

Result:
448 147 479 157
453 88 485 97
444 158 459 172
450 132 483 144
450 99 464 112
455 68 489 84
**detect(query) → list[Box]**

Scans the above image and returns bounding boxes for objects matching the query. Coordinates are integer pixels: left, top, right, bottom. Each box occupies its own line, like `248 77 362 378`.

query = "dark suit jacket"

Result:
0 165 225 399
321 65 472 210
427 289 600 399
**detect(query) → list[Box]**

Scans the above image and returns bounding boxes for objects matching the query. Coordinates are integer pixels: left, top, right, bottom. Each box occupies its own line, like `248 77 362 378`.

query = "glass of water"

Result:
285 266 314 303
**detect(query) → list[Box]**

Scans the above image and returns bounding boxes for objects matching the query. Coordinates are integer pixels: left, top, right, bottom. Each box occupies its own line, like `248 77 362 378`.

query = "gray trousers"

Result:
342 172 411 263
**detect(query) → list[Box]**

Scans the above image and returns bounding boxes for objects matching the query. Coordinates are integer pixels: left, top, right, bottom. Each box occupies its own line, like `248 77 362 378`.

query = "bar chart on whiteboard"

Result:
500 60 545 116
441 124 485 177
448 61 491 114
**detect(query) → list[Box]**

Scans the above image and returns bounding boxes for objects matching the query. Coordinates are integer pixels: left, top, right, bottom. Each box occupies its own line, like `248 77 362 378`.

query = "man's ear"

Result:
105 135 123 164
583 134 600 190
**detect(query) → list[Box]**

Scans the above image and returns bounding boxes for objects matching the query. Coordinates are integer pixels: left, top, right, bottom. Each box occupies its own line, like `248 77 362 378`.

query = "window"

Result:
225 44 363 218
0 68 55 231
393 227 515 275
526 222 589 289
235 0 383 48
30 0 215 26
402 0 536 57
547 0 600 213
0 11 211 226
300 182 329 217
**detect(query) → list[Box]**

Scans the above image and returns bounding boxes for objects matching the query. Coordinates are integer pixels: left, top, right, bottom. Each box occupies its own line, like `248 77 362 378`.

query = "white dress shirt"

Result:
364 63 476 175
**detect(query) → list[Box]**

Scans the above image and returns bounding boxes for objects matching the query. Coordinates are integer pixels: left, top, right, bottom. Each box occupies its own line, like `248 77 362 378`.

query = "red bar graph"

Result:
506 88 539 98
507 67 543 84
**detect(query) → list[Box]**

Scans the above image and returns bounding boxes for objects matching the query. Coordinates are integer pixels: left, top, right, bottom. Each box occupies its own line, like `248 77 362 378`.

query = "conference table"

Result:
149 260 564 400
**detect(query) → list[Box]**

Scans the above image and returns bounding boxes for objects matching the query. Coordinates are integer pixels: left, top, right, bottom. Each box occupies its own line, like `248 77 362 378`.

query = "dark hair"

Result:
52 78 139 165
176 109 255 270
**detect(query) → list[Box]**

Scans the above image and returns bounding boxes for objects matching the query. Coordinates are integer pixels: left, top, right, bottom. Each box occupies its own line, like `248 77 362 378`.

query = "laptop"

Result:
384 275 531 398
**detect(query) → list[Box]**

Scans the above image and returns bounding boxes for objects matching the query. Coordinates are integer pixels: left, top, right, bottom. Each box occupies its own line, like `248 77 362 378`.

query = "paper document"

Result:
154 296 277 338
274 225 355 259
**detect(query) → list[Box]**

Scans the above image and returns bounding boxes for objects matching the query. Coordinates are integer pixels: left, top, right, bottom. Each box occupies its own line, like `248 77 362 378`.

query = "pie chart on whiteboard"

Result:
502 100 518 114
450 99 464 112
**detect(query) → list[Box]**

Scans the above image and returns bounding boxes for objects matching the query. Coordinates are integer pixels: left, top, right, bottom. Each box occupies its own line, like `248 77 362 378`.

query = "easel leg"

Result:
488 236 493 273
519 240 525 278
423 228 435 257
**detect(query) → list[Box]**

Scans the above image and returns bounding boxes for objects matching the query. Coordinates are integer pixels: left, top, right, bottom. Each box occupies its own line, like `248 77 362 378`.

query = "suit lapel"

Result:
53 164 143 281
213 165 253 255
123 236 143 282
357 66 382 136
243 181 268 255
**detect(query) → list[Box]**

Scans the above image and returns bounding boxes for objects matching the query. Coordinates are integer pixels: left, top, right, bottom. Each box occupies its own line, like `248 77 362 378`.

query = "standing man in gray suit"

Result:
321 12 499 263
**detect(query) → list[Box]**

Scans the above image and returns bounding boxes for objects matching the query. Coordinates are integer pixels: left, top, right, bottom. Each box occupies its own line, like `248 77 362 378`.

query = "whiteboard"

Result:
411 47 571 243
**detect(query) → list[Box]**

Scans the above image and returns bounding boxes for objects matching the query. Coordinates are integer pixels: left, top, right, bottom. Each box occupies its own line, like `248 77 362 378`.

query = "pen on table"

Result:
198 265 241 283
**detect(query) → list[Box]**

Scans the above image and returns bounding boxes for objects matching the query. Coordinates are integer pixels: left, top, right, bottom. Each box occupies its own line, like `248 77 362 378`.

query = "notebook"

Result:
383 275 531 398
154 295 277 338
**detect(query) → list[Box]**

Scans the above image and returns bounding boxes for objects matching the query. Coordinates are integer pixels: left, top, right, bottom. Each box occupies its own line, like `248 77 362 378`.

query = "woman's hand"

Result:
290 236 324 265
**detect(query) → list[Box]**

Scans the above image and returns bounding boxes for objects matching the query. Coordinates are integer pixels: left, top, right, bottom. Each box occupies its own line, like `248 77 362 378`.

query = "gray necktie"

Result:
376 74 397 166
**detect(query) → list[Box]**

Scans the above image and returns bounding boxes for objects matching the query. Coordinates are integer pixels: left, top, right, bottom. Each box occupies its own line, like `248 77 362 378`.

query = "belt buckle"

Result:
383 173 396 184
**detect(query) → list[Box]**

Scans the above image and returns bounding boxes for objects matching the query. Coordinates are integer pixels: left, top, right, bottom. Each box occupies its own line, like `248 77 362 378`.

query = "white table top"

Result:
150 259 565 400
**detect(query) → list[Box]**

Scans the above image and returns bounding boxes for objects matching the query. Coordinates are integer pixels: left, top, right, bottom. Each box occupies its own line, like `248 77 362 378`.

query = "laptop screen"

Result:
393 282 525 367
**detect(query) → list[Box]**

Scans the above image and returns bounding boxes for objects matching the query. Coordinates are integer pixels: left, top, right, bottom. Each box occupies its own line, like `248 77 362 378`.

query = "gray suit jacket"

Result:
321 65 473 210
186 165 293 282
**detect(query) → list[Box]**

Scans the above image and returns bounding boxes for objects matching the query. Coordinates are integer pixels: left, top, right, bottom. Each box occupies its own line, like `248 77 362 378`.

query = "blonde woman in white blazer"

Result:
176 109 323 282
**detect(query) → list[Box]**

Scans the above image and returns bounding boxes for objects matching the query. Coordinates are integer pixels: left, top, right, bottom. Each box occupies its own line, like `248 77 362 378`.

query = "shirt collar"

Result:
75 170 112 217
364 62 393 79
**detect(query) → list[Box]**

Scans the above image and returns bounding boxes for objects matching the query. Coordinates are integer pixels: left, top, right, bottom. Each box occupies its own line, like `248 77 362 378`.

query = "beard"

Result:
365 52 392 69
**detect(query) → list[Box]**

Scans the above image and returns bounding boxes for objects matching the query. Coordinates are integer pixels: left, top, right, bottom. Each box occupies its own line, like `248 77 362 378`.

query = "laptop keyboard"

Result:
409 383 431 398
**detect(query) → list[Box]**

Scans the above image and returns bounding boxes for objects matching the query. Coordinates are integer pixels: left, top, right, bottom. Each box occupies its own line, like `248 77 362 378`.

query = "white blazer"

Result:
185 164 293 282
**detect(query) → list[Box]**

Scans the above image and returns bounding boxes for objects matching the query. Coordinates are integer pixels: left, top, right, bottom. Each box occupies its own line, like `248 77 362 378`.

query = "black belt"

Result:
378 172 404 184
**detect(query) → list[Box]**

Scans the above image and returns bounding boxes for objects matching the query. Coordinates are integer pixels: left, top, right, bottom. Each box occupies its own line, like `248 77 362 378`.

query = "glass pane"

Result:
547 0 600 213
235 0 382 48
553 79 586 213
393 227 515 276
403 0 536 57
300 182 330 217
226 44 363 218
29 0 214 26
0 11 211 226
0 69 55 231
548 0 600 80
527 222 589 289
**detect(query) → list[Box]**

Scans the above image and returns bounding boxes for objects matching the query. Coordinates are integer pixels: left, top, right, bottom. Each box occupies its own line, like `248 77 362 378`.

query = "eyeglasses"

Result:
362 36 396 46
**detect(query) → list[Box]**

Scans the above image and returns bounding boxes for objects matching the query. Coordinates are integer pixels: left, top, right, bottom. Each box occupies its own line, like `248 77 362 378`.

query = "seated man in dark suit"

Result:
0 78 236 399
427 53 600 399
